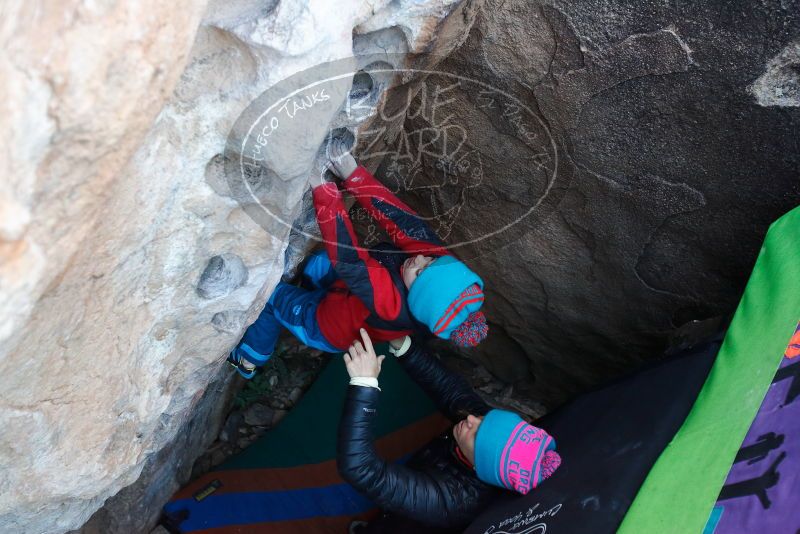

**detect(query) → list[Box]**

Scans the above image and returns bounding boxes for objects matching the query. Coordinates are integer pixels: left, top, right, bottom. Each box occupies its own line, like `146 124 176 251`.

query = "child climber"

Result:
227 139 489 378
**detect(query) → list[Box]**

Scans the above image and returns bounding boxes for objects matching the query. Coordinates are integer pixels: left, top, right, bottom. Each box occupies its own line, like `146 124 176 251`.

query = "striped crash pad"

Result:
163 351 450 533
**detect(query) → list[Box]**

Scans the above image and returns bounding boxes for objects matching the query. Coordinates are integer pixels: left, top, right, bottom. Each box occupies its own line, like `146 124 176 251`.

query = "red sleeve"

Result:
341 166 449 256
312 183 404 321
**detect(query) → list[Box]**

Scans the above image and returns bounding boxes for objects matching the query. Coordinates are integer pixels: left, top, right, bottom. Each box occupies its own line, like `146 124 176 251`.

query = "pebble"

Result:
219 411 243 442
210 448 227 467
189 455 212 481
237 436 256 449
243 403 275 426
288 387 303 405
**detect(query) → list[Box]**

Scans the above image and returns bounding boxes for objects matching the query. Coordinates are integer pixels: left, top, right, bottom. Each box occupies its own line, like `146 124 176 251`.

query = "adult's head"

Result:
454 409 560 495
406 255 488 348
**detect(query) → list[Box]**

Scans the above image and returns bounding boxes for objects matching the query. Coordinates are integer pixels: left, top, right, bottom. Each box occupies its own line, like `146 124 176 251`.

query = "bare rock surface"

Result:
352 0 800 408
464 0 800 406
750 40 800 107
4 0 799 532
0 0 472 532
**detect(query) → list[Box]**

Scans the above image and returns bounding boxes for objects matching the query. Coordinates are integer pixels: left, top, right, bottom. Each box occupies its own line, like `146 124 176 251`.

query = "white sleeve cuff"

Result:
349 377 380 390
388 336 412 357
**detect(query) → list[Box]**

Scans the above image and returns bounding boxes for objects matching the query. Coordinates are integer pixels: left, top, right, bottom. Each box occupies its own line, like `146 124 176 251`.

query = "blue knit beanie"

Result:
407 255 487 346
474 409 560 494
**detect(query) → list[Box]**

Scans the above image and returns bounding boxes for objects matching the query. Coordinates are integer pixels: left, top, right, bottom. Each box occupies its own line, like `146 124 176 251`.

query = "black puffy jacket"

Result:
336 341 500 529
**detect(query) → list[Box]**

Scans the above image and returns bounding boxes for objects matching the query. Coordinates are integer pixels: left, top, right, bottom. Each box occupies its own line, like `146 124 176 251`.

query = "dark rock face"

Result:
359 0 800 407
72 365 240 534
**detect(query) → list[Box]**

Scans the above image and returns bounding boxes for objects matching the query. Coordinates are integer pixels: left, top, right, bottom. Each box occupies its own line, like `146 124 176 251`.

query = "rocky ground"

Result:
186 337 329 481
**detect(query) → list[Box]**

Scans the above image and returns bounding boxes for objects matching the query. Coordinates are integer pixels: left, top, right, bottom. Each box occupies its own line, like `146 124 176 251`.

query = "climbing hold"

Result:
204 154 232 197
211 310 247 334
326 127 356 153
350 70 374 100
197 254 248 300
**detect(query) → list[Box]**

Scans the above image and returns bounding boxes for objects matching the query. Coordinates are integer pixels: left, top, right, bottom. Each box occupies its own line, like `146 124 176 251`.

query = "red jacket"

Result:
312 166 449 349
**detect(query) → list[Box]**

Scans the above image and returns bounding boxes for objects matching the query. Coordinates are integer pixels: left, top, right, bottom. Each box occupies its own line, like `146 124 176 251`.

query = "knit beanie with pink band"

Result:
474 409 561 494
407 255 488 347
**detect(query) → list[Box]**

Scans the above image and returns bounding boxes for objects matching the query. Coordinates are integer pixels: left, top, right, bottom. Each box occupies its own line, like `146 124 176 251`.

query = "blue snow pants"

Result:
235 251 340 366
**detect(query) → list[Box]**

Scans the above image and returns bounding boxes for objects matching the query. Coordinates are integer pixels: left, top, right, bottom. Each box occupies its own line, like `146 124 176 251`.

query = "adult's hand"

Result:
344 328 385 379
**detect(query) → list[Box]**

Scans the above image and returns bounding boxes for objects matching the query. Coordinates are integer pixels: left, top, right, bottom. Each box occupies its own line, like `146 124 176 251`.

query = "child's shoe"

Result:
328 136 358 179
227 344 270 379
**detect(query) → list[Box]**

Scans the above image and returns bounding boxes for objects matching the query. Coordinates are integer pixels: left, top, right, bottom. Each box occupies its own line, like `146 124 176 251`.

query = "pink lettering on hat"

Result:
498 422 553 494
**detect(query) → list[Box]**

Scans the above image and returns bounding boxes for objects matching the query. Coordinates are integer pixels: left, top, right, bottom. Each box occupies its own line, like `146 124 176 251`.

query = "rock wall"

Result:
2 0 799 532
0 1 476 532
353 0 800 406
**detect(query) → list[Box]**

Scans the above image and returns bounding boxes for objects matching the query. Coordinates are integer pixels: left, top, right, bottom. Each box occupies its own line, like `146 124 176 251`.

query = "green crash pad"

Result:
619 206 800 533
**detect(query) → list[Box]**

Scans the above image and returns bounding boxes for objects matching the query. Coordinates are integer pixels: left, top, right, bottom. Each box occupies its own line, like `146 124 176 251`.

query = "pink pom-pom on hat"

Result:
451 310 489 348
